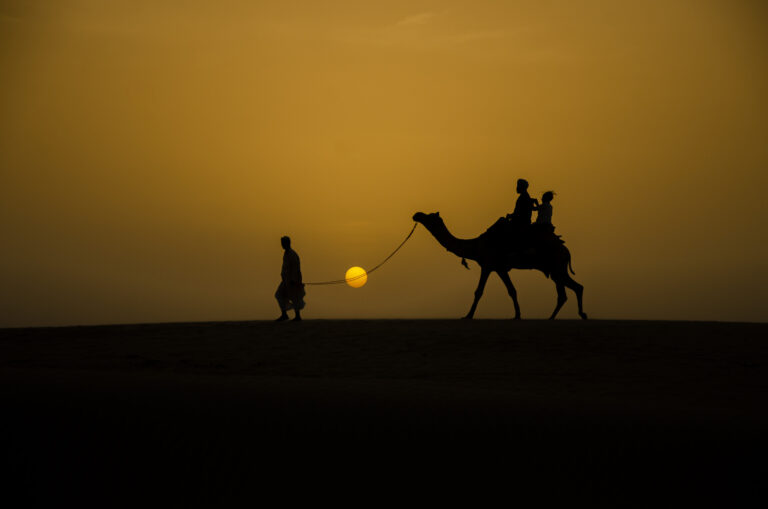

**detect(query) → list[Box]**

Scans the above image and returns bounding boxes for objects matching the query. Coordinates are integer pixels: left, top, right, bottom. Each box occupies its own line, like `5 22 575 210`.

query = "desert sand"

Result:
1 319 766 504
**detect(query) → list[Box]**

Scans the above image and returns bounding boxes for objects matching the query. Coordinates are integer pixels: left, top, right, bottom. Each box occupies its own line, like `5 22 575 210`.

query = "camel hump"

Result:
483 217 514 238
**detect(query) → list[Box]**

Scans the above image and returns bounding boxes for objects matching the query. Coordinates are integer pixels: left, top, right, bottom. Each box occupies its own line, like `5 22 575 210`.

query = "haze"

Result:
1 0 766 326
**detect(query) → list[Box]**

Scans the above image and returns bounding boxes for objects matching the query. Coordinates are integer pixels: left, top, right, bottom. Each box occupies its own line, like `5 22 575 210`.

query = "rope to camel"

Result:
304 222 419 286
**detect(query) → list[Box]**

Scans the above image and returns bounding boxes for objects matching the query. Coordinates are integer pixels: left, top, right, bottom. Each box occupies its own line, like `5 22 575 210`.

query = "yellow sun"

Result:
345 266 368 288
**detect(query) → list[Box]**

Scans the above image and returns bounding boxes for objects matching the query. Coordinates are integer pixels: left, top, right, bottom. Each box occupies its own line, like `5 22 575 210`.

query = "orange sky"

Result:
1 0 767 326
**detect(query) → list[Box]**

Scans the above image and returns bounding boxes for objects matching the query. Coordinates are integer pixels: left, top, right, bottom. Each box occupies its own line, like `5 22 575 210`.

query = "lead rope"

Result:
304 222 419 286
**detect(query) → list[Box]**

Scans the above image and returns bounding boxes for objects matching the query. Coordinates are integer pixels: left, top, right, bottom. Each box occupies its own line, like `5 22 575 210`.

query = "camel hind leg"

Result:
563 275 587 319
497 270 521 320
550 280 568 320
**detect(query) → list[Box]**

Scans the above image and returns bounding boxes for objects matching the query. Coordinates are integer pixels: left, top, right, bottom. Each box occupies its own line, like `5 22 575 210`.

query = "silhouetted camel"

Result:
413 212 587 320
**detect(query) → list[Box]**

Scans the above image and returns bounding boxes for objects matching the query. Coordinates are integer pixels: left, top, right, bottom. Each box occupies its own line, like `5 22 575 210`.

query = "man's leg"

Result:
275 283 289 321
290 284 304 321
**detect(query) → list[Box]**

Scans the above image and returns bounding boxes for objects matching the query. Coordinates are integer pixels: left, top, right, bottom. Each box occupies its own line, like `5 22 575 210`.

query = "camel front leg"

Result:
463 267 490 319
497 271 521 319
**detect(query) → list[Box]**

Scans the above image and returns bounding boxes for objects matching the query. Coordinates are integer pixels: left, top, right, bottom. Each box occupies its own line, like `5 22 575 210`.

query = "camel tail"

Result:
568 256 576 275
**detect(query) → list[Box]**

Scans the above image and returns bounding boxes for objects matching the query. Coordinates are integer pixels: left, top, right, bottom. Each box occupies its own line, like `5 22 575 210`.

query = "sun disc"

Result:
345 266 367 288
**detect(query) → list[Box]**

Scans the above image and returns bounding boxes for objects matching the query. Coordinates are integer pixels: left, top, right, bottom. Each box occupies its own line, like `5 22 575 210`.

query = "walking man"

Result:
275 236 305 321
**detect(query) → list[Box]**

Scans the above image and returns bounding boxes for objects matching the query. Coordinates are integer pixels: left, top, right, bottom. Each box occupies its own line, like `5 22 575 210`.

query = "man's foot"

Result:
292 315 302 321
275 314 289 322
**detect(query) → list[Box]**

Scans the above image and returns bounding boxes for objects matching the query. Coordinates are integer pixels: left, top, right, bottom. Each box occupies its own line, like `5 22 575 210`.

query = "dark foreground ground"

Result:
1 320 767 505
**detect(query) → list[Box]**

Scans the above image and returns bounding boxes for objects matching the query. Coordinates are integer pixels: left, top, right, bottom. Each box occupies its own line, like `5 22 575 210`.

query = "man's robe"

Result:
275 248 305 311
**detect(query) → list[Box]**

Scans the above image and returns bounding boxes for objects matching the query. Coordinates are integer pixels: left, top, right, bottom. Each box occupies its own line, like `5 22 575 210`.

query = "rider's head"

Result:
516 179 529 193
542 191 554 203
281 236 291 249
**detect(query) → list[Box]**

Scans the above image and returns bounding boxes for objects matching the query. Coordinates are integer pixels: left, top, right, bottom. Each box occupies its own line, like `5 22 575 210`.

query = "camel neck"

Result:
423 220 479 261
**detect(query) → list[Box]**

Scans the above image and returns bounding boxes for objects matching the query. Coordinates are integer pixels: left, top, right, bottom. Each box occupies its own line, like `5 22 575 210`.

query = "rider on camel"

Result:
506 178 538 229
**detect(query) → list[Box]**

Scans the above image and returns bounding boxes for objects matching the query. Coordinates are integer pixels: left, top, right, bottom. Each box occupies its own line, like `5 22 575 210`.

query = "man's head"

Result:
542 191 554 203
516 179 529 193
281 236 291 250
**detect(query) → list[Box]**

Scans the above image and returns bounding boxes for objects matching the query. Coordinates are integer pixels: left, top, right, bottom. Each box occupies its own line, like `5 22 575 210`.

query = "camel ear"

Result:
435 212 440 217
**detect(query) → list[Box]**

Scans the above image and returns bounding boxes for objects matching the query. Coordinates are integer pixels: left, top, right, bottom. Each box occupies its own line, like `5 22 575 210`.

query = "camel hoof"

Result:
461 315 473 320
580 312 588 320
513 316 521 321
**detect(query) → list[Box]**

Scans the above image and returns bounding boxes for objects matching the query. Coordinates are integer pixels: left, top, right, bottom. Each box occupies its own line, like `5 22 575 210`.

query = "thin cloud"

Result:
395 12 436 27
336 10 512 50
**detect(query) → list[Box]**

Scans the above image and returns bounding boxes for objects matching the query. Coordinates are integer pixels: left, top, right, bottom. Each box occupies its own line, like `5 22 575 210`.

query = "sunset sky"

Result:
1 0 767 326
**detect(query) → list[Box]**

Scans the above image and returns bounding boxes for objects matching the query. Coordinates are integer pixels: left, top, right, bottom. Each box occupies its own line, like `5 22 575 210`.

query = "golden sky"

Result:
1 0 767 326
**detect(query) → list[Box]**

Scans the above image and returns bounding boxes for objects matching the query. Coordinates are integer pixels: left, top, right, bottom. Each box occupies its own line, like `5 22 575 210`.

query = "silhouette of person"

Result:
534 190 556 236
506 179 537 227
536 191 554 226
275 236 305 322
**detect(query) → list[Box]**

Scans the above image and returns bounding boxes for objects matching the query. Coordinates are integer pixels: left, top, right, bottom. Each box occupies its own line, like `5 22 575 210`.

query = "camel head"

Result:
412 211 442 229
